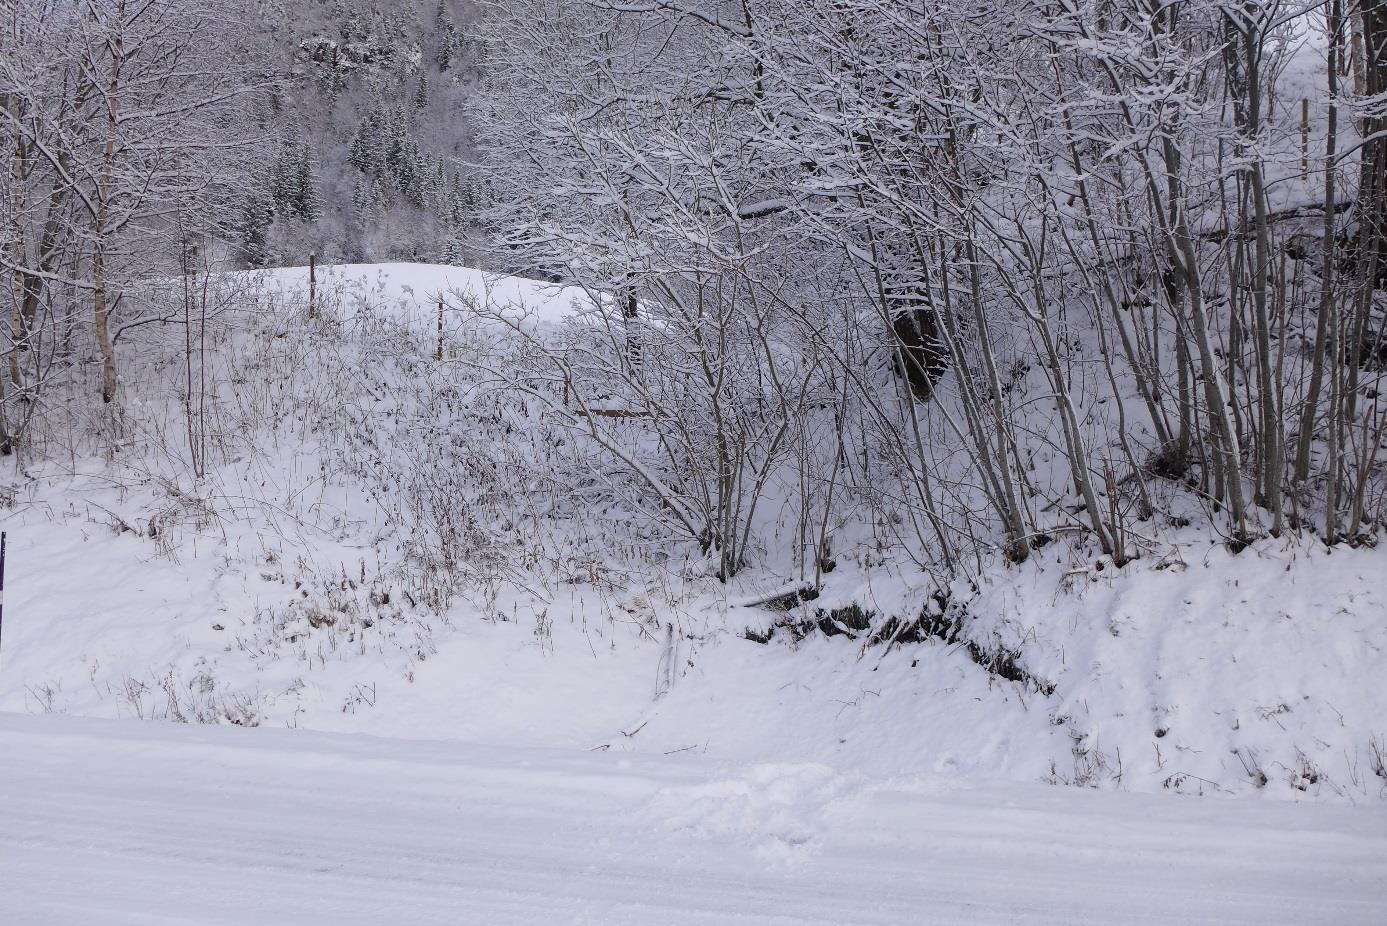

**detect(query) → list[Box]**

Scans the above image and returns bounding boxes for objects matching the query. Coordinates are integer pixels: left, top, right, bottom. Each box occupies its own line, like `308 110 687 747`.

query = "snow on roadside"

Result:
968 533 1387 799
4 711 1384 926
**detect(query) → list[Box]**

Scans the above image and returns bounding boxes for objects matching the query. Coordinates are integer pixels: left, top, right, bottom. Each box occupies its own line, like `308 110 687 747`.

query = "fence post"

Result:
437 299 444 361
0 532 7 665
308 253 317 319
1301 98 1310 181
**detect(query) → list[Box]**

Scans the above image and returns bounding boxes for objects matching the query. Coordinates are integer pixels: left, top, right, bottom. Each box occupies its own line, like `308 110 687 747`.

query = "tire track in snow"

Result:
1 713 1383 925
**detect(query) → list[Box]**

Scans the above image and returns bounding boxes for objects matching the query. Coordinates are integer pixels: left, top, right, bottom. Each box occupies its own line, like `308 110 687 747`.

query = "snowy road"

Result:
1 714 1383 925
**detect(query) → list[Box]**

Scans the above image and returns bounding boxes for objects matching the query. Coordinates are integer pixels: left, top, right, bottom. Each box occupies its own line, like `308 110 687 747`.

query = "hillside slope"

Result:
1 262 1382 804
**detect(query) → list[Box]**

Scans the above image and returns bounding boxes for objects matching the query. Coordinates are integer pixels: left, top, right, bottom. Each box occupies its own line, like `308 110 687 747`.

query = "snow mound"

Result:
970 534 1387 799
244 261 593 327
645 762 853 861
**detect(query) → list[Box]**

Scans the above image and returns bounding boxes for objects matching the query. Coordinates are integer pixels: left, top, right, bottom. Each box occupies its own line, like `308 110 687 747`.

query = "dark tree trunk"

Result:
1360 0 1387 284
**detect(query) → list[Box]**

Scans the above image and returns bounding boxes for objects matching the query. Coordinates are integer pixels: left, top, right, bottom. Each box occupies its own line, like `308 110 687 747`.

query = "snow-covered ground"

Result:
2 711 1383 926
2 258 1385 921
244 261 592 328
8 447 1383 800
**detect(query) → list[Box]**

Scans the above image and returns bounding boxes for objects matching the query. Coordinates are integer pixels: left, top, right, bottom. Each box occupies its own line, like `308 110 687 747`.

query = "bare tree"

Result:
1 0 256 424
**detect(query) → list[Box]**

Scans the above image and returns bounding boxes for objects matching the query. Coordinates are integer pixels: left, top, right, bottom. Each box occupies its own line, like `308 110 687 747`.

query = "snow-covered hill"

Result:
1 261 1382 805
243 261 591 328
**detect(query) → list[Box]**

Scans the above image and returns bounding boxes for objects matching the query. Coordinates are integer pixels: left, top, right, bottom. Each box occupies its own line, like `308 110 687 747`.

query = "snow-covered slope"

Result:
1 261 1382 806
245 261 593 327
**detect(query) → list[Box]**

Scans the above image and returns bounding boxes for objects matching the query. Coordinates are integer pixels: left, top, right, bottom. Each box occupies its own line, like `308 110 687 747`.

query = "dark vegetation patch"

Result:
742 590 1056 695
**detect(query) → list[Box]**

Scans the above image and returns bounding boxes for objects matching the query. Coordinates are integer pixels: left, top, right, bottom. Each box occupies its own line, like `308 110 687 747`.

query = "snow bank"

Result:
620 533 1386 801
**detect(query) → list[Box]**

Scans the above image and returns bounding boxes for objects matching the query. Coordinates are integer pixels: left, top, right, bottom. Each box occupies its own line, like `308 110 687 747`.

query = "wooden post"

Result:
308 253 317 318
1301 98 1310 181
436 299 444 361
0 532 7 665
